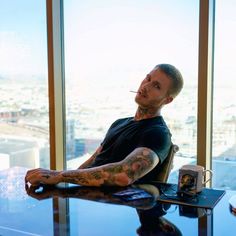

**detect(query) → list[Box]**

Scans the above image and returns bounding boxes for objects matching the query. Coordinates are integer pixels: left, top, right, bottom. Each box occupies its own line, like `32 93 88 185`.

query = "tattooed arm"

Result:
78 145 103 169
25 147 159 187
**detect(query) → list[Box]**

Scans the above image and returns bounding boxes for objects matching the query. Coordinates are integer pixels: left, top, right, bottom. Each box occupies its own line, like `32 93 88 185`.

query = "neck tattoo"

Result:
134 107 160 121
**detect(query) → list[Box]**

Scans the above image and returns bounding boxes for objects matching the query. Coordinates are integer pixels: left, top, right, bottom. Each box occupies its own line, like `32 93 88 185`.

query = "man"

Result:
25 64 183 187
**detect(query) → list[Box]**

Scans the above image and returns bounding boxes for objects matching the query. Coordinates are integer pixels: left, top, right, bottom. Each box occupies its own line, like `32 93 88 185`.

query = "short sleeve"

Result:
137 127 172 163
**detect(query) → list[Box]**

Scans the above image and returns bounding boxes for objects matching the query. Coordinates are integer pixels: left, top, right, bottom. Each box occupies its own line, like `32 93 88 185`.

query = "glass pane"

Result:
213 0 236 190
0 1 50 170
64 0 199 184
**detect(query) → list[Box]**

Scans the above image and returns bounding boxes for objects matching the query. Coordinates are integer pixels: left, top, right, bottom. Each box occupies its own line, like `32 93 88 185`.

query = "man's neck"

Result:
134 106 161 121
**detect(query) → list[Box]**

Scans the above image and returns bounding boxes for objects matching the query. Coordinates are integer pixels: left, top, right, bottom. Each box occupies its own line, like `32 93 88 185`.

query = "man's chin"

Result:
135 98 148 108
135 96 144 105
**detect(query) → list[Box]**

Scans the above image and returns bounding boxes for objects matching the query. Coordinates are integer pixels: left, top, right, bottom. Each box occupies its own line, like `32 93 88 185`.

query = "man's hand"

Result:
25 168 62 186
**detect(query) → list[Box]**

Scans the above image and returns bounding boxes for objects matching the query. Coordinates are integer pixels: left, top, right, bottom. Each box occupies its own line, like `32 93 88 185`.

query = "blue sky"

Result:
0 0 47 77
64 0 199 86
0 0 235 86
0 0 199 78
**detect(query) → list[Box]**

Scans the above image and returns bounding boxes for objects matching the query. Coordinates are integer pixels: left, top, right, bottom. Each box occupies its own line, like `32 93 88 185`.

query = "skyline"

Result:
0 77 235 156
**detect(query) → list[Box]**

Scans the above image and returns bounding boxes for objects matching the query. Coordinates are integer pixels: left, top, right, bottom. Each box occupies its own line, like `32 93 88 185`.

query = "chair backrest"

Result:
154 144 179 183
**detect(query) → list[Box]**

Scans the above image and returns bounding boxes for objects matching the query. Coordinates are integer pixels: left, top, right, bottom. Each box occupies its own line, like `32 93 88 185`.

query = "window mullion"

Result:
47 0 66 171
197 0 215 186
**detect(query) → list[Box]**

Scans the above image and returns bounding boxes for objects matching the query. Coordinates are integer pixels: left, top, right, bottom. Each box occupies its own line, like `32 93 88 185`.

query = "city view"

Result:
0 74 236 189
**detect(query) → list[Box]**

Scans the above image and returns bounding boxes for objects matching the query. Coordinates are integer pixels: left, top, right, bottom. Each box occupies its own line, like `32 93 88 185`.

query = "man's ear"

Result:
164 96 173 105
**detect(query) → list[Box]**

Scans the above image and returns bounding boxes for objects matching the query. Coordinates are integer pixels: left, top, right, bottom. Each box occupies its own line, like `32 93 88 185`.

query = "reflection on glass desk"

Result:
0 167 235 236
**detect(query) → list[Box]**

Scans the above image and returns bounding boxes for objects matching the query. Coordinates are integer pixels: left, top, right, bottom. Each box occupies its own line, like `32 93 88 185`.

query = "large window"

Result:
0 1 49 170
212 0 236 189
64 0 199 180
3 0 235 191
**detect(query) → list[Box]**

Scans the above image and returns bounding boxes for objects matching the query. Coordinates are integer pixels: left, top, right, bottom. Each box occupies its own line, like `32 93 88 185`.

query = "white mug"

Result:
178 165 213 194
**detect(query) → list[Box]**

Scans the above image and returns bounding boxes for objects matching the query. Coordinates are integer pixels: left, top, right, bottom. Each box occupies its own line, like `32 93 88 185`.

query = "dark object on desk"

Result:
113 188 153 201
153 182 225 209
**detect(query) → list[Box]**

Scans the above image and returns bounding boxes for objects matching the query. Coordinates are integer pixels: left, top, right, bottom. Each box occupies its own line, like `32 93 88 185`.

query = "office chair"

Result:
154 144 179 183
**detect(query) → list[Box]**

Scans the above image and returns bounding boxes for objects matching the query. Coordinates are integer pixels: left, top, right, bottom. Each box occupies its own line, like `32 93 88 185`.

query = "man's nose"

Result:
142 82 151 91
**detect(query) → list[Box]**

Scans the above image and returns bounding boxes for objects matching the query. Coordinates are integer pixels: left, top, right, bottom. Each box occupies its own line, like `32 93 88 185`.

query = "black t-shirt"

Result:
88 116 172 182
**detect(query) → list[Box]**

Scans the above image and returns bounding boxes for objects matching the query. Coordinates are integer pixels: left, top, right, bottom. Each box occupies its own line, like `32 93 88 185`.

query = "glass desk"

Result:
0 167 235 236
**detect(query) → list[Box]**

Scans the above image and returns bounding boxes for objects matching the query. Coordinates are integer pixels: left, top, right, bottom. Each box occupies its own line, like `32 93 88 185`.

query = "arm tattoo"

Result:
61 169 104 186
107 148 158 184
42 171 59 179
42 175 50 179
91 171 103 180
61 147 158 187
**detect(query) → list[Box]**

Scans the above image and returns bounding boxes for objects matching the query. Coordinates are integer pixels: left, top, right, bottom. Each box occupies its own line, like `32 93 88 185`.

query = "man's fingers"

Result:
25 168 39 183
25 169 43 185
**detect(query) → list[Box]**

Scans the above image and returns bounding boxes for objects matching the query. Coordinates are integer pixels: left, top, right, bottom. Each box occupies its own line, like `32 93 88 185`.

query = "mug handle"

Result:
203 170 213 185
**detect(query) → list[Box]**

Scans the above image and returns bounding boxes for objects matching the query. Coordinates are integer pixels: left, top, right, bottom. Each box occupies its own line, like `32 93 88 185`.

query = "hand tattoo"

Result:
42 174 50 179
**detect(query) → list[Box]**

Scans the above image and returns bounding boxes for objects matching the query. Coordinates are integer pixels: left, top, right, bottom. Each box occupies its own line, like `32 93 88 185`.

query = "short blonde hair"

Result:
154 64 184 98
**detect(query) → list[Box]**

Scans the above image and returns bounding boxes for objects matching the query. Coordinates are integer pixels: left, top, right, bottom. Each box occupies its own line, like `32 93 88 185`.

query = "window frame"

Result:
197 0 215 187
46 0 66 170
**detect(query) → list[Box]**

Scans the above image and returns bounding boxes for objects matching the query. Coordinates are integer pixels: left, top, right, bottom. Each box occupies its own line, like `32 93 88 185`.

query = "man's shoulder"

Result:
116 116 133 122
110 117 133 127
141 116 171 135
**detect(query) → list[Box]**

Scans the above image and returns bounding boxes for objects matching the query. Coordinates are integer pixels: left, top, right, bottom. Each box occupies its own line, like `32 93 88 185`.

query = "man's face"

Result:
135 68 173 109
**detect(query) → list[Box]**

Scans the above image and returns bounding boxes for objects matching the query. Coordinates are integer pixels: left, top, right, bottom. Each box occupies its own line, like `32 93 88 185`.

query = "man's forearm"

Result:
61 163 130 187
61 147 158 187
